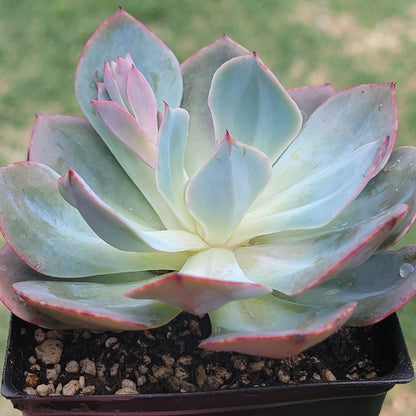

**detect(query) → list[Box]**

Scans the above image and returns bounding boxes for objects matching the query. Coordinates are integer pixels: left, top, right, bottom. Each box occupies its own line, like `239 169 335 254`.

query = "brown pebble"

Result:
321 369 337 382
277 369 291 384
249 361 265 372
152 365 173 379
231 355 247 371
188 320 201 336
196 365 207 388
177 355 192 366
25 373 40 388
136 375 147 386
161 354 175 367
46 330 64 340
34 329 45 343
175 366 189 380
81 385 96 395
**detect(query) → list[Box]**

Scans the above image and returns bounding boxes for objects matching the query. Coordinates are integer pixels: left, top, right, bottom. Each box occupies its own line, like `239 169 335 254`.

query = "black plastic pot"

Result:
2 313 414 416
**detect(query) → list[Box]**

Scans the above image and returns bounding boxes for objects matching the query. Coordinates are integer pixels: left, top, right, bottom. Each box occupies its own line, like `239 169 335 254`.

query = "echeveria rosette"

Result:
0 9 416 359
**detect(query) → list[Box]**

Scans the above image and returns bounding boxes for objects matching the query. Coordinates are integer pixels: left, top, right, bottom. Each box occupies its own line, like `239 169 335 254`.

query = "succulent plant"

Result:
1 9 416 359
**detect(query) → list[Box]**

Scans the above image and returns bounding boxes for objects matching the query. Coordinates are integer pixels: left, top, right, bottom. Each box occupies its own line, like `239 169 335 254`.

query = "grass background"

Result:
0 0 416 414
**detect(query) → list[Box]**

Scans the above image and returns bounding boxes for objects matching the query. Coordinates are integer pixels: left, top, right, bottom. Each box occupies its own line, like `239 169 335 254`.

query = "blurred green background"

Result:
0 0 416 414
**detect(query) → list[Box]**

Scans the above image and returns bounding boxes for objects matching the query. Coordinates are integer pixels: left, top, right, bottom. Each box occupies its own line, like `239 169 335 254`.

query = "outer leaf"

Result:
232 83 397 244
186 133 272 245
334 146 416 250
28 114 162 229
0 245 69 329
201 295 355 358
288 83 337 125
156 106 195 231
181 35 249 176
287 246 416 326
58 169 207 252
126 248 271 315
75 8 182 114
208 53 302 164
0 162 188 277
236 204 407 295
13 277 180 331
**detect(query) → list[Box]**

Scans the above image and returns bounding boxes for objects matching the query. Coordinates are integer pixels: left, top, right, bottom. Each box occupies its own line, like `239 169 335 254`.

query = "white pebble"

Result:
115 387 138 395
62 380 80 396
35 339 63 365
46 364 61 381
65 360 80 374
80 358 97 376
121 379 137 390
36 383 55 396
105 336 118 348
23 387 38 396
110 363 119 376
55 383 63 395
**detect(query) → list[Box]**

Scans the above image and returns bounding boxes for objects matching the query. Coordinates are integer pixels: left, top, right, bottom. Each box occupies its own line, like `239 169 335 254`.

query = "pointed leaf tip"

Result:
208 52 302 163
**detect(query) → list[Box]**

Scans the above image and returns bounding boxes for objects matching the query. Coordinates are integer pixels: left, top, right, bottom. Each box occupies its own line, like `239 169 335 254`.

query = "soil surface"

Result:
10 313 382 396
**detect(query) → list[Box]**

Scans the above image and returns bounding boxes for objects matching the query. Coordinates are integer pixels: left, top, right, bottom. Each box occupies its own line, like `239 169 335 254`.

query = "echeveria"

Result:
1 9 416 358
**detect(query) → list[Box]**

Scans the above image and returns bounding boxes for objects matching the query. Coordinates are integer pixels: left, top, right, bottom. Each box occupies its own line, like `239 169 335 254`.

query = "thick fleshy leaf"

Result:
156 106 195 231
91 100 156 167
58 169 207 252
181 35 249 176
28 114 162 229
200 295 355 358
0 245 69 329
0 162 188 277
103 60 126 109
288 83 337 125
74 9 182 229
334 146 416 250
208 53 302 163
236 204 407 295
110 54 133 105
230 139 389 246
186 133 272 245
126 248 271 315
287 246 416 326
96 81 111 101
13 277 180 331
126 65 158 145
231 83 397 244
75 8 182 114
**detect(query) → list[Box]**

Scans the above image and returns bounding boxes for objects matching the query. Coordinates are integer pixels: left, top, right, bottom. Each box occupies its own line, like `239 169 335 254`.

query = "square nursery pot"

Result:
2 313 414 416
